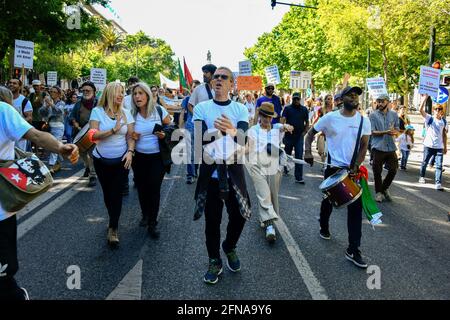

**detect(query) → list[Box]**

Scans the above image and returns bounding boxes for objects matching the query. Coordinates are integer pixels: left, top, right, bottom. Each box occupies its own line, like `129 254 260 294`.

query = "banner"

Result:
237 76 263 91
290 71 311 90
419 66 440 99
366 77 388 99
90 68 107 91
159 73 179 90
47 71 58 86
14 40 34 69
239 60 252 76
264 65 281 85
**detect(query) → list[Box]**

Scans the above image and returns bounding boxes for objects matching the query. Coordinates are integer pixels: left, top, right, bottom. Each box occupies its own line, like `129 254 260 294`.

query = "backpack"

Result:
427 116 447 127
21 97 29 115
156 106 182 173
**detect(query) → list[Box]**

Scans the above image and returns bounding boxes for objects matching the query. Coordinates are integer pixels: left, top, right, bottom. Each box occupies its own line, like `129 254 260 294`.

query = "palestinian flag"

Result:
178 58 187 93
0 168 27 190
183 57 194 88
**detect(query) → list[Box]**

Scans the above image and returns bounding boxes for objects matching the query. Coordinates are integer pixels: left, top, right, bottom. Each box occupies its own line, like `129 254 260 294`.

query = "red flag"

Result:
0 168 27 190
184 57 194 88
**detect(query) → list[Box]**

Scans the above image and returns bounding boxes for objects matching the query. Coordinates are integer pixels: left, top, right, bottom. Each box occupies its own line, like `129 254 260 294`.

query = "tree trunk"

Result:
380 29 389 88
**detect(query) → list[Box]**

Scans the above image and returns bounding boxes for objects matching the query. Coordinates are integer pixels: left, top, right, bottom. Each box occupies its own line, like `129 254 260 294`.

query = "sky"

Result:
98 0 290 80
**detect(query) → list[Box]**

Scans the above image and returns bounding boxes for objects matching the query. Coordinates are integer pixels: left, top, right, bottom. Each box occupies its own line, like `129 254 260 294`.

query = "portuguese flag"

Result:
178 58 187 93
183 57 194 88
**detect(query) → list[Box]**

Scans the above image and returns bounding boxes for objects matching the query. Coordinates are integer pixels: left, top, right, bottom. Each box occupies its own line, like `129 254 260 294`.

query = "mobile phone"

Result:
153 123 163 134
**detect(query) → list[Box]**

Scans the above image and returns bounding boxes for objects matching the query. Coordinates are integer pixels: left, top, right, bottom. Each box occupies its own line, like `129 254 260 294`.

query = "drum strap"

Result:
349 114 364 170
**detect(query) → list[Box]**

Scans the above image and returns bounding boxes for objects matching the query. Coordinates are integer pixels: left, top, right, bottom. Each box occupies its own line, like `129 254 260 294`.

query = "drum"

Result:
73 124 95 153
319 169 362 208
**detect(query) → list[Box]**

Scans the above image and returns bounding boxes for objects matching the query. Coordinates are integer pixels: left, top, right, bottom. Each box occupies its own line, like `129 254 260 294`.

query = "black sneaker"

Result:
295 179 305 184
319 229 331 240
83 168 90 178
148 224 160 239
19 287 30 300
88 176 97 187
203 258 223 284
139 216 148 227
345 249 368 268
186 176 194 184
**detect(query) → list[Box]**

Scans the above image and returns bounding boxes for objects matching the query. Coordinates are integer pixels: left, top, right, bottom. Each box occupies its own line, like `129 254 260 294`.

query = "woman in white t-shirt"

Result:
89 82 135 246
130 82 171 239
245 102 293 243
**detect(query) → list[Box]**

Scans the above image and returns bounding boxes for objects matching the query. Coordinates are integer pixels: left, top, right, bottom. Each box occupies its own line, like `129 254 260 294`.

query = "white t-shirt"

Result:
314 111 371 168
134 107 169 154
123 95 132 111
90 107 135 159
423 114 448 149
12 94 32 115
188 83 215 107
248 123 283 153
193 100 249 178
397 133 413 151
245 101 256 119
0 102 33 221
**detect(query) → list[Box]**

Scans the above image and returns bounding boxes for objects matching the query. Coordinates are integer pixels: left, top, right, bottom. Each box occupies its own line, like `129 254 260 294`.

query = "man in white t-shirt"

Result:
192 66 250 285
418 94 448 190
188 64 216 110
0 101 79 300
8 78 33 151
304 86 371 269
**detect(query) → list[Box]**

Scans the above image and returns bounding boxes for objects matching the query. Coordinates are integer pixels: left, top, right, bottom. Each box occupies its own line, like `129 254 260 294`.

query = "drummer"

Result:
304 86 371 269
69 81 98 187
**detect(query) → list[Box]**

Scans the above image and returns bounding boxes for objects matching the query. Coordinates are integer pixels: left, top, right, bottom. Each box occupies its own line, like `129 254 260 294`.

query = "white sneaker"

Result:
418 177 426 184
265 225 276 243
375 192 385 202
435 183 444 191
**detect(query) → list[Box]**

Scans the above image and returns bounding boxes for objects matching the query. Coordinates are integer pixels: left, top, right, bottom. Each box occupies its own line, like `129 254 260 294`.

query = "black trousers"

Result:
320 167 362 252
204 179 247 259
131 152 165 225
93 157 128 229
0 215 25 300
372 149 398 193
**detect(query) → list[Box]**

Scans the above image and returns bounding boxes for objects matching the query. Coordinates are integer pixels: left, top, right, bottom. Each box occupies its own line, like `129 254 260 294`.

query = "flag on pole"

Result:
178 58 187 93
183 57 194 88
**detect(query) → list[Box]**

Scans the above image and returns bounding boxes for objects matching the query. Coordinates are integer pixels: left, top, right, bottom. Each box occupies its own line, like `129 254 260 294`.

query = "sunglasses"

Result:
434 108 443 111
266 87 274 90
213 74 229 80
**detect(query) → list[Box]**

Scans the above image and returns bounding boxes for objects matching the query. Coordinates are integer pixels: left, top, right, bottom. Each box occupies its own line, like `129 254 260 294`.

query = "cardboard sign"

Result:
47 71 57 86
239 60 252 76
90 68 107 91
367 77 388 99
237 76 262 91
265 65 281 85
419 66 440 99
14 40 34 69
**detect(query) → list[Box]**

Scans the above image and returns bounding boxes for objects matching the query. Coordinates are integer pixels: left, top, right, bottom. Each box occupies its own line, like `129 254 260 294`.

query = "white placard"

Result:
290 71 311 90
418 66 441 99
47 71 58 86
239 60 252 76
366 77 388 99
90 68 107 91
14 40 34 69
265 65 281 85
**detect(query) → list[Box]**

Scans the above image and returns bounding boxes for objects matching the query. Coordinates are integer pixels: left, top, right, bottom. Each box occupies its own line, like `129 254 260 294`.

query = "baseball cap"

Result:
292 92 301 99
265 83 275 88
341 86 363 96
375 93 390 100
32 80 41 86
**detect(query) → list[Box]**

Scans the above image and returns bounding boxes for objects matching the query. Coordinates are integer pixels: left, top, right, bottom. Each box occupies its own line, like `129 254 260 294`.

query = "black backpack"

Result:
21 97 29 115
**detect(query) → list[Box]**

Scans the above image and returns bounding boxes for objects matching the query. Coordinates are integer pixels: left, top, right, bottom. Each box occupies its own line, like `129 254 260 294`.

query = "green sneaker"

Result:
203 258 223 284
222 243 241 272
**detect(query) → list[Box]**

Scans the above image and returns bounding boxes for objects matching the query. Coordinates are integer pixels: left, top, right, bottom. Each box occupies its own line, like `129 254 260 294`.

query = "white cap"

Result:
32 80 41 86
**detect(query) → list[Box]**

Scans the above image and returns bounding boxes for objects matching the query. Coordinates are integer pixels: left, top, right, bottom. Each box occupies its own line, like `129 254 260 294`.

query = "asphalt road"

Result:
14 147 450 300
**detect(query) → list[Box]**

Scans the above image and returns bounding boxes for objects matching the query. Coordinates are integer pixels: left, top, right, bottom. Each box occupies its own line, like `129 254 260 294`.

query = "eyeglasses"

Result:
81 89 93 93
213 74 229 80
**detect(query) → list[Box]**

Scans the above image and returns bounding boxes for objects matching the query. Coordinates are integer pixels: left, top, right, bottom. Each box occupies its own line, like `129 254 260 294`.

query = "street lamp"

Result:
270 1 318 10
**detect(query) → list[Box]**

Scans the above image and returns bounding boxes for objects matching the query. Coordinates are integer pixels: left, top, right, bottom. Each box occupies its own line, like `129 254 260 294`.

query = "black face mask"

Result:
343 101 358 111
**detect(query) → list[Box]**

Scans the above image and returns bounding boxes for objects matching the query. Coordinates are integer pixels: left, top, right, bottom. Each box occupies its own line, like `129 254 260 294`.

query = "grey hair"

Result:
216 66 235 82
0 86 13 105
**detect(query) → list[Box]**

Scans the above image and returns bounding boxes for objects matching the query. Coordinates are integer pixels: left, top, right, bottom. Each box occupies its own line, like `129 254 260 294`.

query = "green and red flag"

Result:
178 58 187 93
183 57 194 88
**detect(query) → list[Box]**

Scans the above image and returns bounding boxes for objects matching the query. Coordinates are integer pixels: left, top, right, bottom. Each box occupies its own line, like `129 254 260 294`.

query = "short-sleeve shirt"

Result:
0 102 33 220
12 95 32 116
256 95 282 124
134 107 169 154
248 123 283 153
188 83 215 107
90 107 135 159
369 109 399 152
314 111 371 168
423 114 448 149
281 104 309 137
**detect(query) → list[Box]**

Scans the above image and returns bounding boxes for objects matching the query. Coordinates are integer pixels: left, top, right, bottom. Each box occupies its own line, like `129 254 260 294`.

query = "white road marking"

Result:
274 218 329 300
106 260 143 300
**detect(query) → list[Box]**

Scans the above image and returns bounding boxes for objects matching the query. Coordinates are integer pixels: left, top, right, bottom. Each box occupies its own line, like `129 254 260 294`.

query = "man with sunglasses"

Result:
418 94 448 190
255 83 282 124
193 67 250 284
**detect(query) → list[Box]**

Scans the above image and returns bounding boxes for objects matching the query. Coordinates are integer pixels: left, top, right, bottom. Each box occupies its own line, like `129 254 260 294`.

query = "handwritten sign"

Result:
237 76 263 91
47 71 57 86
14 40 34 69
419 66 440 99
367 77 388 99
265 65 281 85
239 60 252 76
90 68 107 91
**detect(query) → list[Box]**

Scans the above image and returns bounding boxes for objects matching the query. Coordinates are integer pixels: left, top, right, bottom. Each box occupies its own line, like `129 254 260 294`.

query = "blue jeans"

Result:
400 150 410 168
49 126 64 165
420 147 443 184
186 126 198 178
283 135 304 180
